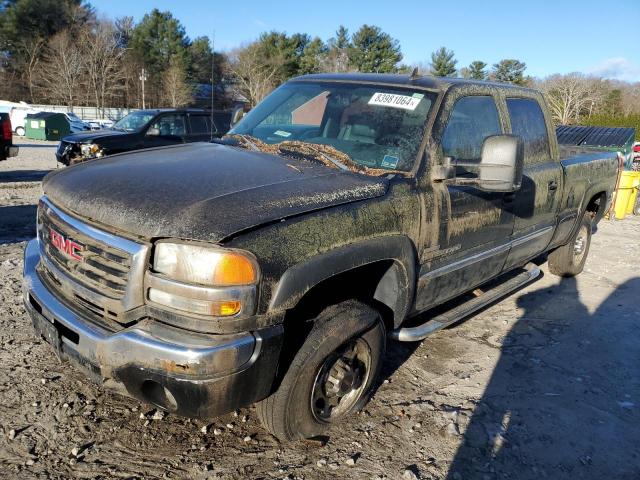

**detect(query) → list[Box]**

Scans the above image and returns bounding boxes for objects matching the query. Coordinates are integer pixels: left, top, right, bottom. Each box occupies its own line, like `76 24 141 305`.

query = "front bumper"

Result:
23 239 283 418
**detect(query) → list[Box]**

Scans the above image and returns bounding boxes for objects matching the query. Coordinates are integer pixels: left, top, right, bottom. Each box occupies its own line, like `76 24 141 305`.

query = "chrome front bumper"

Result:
23 239 282 417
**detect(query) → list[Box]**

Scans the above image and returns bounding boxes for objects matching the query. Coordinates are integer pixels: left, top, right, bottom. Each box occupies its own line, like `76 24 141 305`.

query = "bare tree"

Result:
321 48 351 73
162 58 193 107
539 73 603 125
227 43 280 107
82 22 125 115
37 30 84 107
15 38 45 103
620 83 640 117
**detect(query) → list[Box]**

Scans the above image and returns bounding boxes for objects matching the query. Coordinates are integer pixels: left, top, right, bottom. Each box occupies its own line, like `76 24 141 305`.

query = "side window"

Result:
506 98 550 164
150 114 186 137
442 96 502 162
189 115 210 135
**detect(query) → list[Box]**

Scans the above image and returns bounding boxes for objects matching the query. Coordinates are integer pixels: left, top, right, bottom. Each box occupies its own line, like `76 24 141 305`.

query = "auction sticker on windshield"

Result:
368 92 421 111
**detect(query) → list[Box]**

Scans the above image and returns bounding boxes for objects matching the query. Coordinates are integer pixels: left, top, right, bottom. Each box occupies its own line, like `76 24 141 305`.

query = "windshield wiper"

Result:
277 142 351 171
231 134 260 151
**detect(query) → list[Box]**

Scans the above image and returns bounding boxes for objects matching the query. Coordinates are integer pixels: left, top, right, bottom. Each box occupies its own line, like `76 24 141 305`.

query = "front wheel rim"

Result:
573 225 588 262
310 337 372 423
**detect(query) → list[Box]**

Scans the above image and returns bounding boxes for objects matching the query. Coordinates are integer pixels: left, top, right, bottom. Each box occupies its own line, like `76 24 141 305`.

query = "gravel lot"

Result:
1 139 639 479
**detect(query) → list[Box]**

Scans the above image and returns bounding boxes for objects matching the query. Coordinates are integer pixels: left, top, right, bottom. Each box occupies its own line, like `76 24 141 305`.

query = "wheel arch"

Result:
268 235 417 329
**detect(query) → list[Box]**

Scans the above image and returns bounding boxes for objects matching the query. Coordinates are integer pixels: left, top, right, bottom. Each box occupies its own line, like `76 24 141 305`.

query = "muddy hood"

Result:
43 143 388 242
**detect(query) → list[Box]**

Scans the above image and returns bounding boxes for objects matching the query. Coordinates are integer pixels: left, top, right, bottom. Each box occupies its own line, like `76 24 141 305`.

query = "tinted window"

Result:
442 96 502 161
506 98 550 164
189 115 210 134
151 114 186 137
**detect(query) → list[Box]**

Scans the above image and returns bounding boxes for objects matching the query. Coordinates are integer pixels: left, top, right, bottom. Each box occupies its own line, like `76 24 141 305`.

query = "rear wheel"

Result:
15 126 25 136
548 213 592 277
256 300 385 441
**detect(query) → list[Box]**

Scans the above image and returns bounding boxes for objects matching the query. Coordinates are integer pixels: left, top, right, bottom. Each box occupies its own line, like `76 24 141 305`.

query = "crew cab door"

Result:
186 113 213 142
143 113 188 148
415 91 515 311
502 96 562 270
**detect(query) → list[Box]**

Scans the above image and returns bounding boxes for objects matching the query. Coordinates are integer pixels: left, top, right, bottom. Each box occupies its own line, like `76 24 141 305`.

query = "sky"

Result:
92 0 640 82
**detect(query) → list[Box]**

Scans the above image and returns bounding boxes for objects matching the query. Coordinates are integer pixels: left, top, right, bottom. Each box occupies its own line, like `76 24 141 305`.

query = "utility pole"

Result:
139 68 147 109
210 31 215 141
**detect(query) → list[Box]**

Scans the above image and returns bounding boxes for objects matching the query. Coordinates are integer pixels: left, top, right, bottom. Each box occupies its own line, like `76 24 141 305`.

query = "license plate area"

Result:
29 294 80 356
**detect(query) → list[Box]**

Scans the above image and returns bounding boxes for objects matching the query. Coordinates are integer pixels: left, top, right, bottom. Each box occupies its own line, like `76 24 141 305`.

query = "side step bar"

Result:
390 263 541 342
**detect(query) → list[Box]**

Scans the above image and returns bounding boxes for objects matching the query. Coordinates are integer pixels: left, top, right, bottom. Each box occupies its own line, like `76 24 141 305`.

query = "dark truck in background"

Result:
24 74 618 441
1 112 19 160
55 108 233 165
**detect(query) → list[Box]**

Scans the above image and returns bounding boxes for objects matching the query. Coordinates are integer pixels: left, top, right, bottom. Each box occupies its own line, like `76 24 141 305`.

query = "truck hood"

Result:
62 129 134 144
43 143 388 242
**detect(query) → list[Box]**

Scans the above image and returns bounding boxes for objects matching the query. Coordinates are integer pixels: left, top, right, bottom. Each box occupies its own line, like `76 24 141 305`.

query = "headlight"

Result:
146 242 259 318
80 143 101 158
153 243 258 286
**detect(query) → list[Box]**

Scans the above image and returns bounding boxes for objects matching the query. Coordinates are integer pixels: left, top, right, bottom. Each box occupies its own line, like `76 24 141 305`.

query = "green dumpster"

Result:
25 112 70 141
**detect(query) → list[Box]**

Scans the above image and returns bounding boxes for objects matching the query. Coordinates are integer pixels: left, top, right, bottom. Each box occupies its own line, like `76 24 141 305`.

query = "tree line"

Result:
1 0 638 136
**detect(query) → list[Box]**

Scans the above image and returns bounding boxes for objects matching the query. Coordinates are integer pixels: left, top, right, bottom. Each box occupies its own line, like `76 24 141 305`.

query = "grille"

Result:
39 207 131 299
36 198 149 328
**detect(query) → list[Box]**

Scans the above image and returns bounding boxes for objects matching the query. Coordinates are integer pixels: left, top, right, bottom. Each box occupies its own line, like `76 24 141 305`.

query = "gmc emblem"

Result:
49 228 83 261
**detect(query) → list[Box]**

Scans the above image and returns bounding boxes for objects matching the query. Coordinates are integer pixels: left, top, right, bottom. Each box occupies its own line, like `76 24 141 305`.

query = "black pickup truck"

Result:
1 112 19 160
24 74 618 441
55 109 233 165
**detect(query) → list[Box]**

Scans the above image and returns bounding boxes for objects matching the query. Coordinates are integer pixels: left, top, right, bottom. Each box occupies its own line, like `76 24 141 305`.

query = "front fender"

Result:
268 235 417 328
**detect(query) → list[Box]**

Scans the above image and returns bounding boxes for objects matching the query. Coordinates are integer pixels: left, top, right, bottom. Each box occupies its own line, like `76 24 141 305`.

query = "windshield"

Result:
230 81 435 173
113 111 156 132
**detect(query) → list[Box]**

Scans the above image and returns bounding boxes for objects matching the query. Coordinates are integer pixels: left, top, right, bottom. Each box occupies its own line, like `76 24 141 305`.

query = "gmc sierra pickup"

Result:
23 74 619 441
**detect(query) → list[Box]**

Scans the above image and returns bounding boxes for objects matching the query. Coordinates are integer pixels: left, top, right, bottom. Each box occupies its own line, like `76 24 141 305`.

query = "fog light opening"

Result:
141 380 178 412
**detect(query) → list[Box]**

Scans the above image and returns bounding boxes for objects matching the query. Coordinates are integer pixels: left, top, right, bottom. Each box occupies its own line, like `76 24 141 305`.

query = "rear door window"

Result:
442 96 502 162
189 115 210 135
506 98 550 164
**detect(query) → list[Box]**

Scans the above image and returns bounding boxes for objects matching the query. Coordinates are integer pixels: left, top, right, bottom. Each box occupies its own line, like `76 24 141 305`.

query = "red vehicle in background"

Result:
1 112 19 161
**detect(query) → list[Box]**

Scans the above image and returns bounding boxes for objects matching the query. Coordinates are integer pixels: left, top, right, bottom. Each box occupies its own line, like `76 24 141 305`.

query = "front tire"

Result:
256 300 385 441
548 213 593 277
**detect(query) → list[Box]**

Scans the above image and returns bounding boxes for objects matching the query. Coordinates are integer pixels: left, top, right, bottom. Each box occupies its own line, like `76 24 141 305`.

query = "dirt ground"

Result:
1 139 639 479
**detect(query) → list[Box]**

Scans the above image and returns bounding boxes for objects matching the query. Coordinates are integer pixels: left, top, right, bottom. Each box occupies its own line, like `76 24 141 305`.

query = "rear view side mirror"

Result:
432 134 523 192
146 127 160 136
477 135 524 192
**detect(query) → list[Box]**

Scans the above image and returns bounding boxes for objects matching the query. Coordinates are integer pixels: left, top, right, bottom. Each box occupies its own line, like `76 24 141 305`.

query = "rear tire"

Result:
15 126 25 136
256 300 385 441
548 213 592 277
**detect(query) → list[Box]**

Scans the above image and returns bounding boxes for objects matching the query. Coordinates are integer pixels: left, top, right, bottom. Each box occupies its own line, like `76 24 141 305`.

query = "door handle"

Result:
548 180 558 191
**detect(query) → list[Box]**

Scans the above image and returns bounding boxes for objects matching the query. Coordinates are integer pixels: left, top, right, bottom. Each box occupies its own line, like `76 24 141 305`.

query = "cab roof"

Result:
291 72 536 94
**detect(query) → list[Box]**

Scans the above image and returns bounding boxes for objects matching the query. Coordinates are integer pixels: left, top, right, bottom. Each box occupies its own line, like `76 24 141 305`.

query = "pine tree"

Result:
430 47 457 77
491 59 527 85
348 25 402 73
466 61 487 80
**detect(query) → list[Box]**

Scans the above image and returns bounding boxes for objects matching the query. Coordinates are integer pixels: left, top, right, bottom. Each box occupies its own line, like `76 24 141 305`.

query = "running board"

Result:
389 263 541 342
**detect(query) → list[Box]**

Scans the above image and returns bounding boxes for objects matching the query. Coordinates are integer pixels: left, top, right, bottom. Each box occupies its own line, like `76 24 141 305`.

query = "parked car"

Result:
61 112 90 132
0 112 19 160
55 109 233 165
24 74 619 441
9 105 37 136
633 141 640 162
